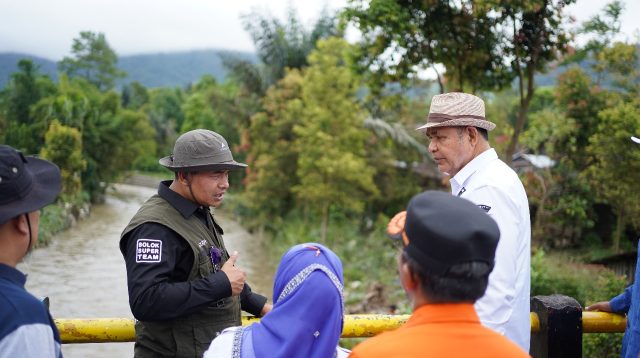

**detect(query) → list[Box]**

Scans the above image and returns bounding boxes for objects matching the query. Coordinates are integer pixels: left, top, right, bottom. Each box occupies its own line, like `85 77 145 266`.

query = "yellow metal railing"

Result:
55 312 626 344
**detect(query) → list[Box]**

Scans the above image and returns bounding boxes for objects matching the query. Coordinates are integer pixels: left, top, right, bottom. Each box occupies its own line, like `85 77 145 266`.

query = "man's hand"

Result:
387 211 407 244
221 251 246 296
585 301 612 312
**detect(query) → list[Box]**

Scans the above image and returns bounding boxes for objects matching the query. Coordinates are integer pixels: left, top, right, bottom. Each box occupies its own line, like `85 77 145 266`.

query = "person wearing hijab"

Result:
204 243 349 358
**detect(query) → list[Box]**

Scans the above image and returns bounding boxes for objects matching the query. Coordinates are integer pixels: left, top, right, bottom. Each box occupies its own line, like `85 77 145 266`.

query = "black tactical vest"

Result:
121 194 241 358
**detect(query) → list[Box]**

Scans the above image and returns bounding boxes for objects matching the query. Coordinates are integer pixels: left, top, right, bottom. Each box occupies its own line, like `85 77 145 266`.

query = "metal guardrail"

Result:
55 311 625 344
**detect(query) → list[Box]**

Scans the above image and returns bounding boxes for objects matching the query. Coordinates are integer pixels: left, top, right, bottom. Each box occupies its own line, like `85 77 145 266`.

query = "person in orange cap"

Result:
350 191 530 358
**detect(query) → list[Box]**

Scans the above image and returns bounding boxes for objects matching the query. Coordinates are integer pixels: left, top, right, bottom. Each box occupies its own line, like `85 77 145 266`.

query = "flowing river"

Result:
17 183 276 358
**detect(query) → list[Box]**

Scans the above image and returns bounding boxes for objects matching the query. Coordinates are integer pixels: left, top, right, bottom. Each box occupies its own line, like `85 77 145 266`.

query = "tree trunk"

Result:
433 65 445 94
505 68 535 164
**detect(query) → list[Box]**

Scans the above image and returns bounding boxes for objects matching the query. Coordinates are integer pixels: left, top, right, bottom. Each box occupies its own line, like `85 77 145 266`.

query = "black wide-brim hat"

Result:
159 129 247 172
0 145 62 225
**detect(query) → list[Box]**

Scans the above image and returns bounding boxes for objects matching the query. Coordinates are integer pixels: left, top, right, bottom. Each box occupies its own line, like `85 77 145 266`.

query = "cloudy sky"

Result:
1 0 638 60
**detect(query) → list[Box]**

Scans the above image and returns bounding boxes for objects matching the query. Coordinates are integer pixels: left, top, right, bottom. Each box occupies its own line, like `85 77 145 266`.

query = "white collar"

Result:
450 148 498 194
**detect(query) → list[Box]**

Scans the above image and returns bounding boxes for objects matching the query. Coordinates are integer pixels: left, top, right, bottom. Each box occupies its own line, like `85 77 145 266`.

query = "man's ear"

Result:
12 215 29 236
466 126 479 145
400 262 419 292
176 171 190 185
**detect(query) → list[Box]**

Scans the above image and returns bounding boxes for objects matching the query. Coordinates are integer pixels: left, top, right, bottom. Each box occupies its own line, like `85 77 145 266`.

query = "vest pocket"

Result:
197 248 214 278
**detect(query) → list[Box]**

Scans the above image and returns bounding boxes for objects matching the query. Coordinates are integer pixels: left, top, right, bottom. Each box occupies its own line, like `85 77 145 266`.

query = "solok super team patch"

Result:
136 239 162 263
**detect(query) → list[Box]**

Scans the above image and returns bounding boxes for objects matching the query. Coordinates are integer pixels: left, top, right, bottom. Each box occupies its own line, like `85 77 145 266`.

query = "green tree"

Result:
586 101 640 251
40 120 86 199
0 59 57 152
344 0 575 162
242 69 305 230
293 38 378 241
121 81 150 110
487 0 575 161
236 7 340 92
146 87 185 157
58 31 126 91
344 0 510 94
570 1 624 85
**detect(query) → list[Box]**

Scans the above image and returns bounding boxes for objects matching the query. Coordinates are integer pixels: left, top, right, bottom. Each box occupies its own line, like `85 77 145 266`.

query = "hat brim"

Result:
417 118 496 132
0 157 61 225
159 156 248 172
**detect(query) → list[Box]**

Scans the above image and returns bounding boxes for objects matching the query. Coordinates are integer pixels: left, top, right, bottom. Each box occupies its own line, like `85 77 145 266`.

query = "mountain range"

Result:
0 49 257 89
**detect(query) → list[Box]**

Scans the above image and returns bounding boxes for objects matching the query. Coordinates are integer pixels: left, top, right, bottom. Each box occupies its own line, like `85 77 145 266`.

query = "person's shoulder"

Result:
479 327 530 357
349 330 402 357
336 346 351 358
203 326 242 358
0 288 51 337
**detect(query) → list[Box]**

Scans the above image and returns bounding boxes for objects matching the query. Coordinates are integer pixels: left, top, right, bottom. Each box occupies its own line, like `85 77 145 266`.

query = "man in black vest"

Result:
120 129 271 357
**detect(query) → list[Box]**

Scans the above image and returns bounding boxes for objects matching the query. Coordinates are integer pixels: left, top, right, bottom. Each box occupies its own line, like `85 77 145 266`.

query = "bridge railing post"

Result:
530 294 582 358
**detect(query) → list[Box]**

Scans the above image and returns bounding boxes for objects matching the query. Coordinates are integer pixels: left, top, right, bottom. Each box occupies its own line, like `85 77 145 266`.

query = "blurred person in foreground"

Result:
418 92 531 350
584 136 640 358
204 243 349 358
0 145 63 357
120 129 271 357
349 191 529 358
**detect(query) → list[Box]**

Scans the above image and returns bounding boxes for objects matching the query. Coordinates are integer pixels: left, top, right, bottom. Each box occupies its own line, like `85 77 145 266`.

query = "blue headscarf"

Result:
234 243 344 358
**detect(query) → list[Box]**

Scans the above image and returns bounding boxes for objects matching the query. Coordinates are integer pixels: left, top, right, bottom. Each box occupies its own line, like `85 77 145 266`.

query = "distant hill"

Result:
116 50 256 88
0 49 257 89
0 53 58 87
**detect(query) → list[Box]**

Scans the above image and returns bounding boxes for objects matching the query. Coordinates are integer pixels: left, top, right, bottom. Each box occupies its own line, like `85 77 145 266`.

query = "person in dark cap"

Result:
349 191 529 358
119 129 271 358
0 145 63 357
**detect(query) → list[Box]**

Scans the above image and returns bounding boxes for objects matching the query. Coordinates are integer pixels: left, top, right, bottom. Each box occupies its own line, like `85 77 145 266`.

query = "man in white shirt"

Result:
416 92 531 352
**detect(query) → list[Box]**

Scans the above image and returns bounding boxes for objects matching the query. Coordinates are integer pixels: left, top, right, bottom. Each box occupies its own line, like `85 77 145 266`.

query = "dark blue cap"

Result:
0 145 61 225
403 191 500 275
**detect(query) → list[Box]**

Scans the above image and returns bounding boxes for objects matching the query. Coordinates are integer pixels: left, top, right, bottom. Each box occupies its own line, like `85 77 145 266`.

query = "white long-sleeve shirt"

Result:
450 148 531 352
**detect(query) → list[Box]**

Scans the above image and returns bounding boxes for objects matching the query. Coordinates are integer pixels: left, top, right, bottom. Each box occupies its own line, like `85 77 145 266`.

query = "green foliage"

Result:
531 249 627 358
583 332 624 358
265 211 404 314
344 0 511 93
293 38 378 240
58 31 126 91
37 203 68 246
0 59 57 153
586 101 640 251
239 7 340 90
242 69 305 228
145 87 185 156
40 120 86 200
121 81 150 110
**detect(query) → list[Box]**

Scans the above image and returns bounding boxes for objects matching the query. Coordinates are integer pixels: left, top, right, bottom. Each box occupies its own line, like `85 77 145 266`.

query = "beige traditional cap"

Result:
416 92 496 132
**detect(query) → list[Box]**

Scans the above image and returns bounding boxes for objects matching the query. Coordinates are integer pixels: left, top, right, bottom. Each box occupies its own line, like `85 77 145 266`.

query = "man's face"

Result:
426 126 474 177
189 170 230 208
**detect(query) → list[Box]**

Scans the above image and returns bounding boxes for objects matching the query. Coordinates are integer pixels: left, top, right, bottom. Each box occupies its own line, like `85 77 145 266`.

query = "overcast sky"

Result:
1 0 638 61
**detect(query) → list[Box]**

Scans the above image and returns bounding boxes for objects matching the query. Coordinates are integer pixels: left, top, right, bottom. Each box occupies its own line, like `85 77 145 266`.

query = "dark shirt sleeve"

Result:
122 222 232 321
240 283 268 317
